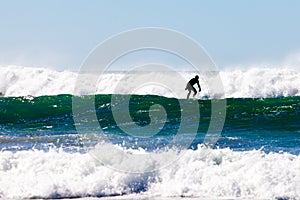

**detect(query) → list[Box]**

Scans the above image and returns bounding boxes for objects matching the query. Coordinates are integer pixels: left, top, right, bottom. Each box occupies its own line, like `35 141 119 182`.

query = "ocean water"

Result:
0 66 300 199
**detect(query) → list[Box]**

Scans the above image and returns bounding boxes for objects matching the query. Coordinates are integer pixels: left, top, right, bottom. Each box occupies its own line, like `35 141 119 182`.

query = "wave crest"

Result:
0 66 299 98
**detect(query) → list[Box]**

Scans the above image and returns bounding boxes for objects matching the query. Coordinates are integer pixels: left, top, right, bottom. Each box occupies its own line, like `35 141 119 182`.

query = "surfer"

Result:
185 75 201 99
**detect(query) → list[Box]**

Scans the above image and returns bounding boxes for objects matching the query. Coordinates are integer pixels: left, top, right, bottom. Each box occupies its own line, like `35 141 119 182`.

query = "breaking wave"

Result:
0 65 299 98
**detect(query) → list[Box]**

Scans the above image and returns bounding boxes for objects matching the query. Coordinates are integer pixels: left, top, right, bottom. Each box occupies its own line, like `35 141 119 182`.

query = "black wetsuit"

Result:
185 77 201 99
186 78 201 92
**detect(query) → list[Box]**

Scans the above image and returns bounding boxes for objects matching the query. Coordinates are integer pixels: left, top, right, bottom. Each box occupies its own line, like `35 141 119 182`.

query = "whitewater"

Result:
0 145 299 199
0 65 299 98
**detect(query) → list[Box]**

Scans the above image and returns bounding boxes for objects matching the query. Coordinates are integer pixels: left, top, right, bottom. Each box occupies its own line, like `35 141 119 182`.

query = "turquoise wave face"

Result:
0 95 299 153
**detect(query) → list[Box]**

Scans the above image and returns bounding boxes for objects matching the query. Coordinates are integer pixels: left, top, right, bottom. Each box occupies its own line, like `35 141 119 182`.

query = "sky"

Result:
0 0 300 71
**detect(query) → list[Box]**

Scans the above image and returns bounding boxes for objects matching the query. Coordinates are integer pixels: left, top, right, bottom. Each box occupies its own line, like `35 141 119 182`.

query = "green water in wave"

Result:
0 95 299 133
0 95 299 153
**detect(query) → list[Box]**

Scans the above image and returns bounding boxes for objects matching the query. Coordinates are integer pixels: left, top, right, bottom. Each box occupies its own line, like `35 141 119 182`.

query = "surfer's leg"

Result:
192 87 197 97
187 90 191 99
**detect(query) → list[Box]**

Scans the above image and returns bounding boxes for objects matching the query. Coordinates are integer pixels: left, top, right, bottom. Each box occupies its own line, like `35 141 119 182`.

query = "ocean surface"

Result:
0 66 300 199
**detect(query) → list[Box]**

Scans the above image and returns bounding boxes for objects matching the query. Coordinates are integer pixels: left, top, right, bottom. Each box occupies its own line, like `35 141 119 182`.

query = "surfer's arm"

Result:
197 82 201 91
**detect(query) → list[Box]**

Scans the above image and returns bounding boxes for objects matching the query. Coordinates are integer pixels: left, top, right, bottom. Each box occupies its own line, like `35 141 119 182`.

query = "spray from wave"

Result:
0 65 299 98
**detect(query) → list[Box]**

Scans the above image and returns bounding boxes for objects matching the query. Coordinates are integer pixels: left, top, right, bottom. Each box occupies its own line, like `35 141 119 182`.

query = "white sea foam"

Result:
0 65 300 98
0 144 299 199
